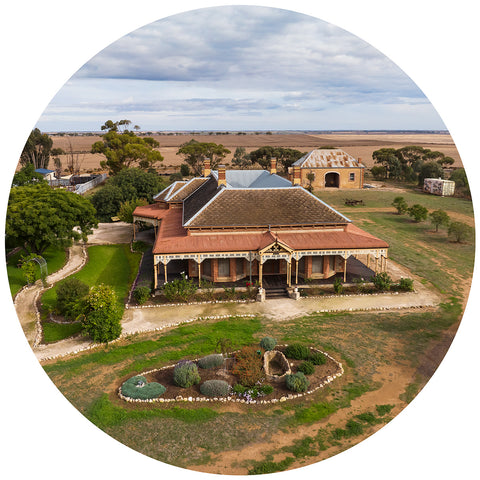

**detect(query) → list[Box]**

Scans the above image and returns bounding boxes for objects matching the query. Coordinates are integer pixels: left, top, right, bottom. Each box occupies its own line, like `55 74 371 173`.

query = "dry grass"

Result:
41 132 461 174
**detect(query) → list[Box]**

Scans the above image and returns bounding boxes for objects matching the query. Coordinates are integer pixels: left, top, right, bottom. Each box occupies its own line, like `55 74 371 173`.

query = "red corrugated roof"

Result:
152 209 388 255
133 203 170 220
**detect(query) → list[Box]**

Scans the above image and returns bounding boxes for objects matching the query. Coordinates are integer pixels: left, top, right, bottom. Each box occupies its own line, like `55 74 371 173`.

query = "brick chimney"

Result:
269 158 277 175
203 158 211 177
292 165 301 185
357 157 362 165
217 165 227 187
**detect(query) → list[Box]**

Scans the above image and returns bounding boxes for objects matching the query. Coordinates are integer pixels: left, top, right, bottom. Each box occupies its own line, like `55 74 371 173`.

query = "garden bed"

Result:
119 345 343 404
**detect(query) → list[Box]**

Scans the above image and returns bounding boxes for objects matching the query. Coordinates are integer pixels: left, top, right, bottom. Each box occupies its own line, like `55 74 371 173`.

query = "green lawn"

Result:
41 244 142 342
7 246 67 297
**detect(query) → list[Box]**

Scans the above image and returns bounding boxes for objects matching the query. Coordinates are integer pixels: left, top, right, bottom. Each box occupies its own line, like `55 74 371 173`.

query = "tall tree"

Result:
6 184 98 254
20 128 63 169
232 147 251 168
176 139 230 175
91 120 163 175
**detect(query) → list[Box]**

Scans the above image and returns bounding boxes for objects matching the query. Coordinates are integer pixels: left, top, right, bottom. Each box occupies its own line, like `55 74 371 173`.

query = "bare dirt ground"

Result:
46 132 462 174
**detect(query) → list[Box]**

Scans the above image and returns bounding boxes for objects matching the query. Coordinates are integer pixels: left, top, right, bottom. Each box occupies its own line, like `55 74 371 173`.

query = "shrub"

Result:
285 372 310 393
408 204 428 222
120 375 166 400
372 272 392 292
133 285 151 305
180 163 191 177
392 196 408 215
309 351 327 365
260 336 277 351
233 383 247 395
173 360 201 388
260 384 274 395
56 277 89 320
333 277 343 294
398 278 414 292
297 361 315 375
284 343 310 360
162 273 197 303
448 221 472 243
81 284 122 343
200 379 231 397
231 345 265 387
198 354 224 369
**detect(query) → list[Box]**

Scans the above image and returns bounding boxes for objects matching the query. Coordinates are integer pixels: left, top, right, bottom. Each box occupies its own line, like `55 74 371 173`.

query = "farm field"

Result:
39 187 474 474
45 132 462 174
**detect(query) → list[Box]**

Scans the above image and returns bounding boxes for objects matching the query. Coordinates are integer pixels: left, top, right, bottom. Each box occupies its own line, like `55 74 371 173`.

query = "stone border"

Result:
126 298 256 309
118 345 344 405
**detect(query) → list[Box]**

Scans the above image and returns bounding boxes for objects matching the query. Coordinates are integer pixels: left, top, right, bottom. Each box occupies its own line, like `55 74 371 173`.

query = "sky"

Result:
36 5 446 132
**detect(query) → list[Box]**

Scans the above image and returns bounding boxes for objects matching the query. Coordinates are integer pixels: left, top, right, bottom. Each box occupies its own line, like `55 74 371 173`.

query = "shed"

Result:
423 178 455 197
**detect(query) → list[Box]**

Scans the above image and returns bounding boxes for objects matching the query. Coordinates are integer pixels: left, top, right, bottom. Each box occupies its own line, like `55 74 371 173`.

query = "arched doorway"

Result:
325 172 340 188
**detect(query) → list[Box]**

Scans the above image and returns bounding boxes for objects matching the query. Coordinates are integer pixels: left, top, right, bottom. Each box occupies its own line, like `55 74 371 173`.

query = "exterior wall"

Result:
301 168 364 189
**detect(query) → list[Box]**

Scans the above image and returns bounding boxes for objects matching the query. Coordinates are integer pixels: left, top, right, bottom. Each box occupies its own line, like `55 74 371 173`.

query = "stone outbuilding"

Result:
289 148 365 189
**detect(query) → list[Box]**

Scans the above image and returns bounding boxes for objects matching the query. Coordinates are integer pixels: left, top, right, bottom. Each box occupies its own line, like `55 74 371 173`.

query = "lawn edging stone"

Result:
117 345 344 405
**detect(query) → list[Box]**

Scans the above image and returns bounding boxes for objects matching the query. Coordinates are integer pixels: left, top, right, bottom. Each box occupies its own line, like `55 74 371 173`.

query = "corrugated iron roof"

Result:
293 149 363 168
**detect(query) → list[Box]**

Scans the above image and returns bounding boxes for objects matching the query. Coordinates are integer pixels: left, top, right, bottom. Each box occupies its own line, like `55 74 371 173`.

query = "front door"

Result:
263 259 280 274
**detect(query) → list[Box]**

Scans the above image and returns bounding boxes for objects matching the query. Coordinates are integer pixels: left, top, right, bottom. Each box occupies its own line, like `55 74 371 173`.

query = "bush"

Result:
200 379 231 397
260 336 277 351
285 372 310 393
56 277 89 320
309 351 327 365
392 196 408 215
198 354 224 369
297 361 315 375
173 360 201 388
233 383 247 395
163 273 197 303
231 345 265 387
120 375 166 400
180 163 191 177
398 278 414 292
81 284 122 343
133 285 151 305
408 204 428 222
285 343 310 360
372 272 392 292
260 384 274 395
333 277 343 294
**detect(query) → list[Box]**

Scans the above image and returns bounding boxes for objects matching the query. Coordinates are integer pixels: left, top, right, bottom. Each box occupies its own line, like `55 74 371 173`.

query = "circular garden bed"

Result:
119 339 343 405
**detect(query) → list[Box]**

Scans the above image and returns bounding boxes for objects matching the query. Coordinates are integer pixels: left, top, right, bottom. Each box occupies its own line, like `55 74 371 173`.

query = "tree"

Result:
176 139 230 175
370 165 387 180
248 146 276 169
417 161 444 186
392 196 408 215
56 278 89 320
117 198 148 223
429 209 450 232
6 184 98 254
12 163 46 186
372 148 403 180
232 147 251 168
408 204 428 222
449 168 470 197
448 221 472 243
91 120 163 174
180 163 191 177
90 168 165 222
81 284 122 343
20 128 62 169
306 172 315 192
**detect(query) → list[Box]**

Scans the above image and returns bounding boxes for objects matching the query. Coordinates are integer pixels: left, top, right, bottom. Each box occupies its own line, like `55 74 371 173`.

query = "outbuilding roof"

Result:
293 149 364 169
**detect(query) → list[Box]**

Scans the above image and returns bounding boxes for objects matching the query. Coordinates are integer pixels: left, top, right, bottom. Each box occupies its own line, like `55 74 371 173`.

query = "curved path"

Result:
13 244 87 347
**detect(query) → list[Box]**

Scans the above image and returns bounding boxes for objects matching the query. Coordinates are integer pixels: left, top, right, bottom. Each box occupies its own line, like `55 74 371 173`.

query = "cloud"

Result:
38 5 444 131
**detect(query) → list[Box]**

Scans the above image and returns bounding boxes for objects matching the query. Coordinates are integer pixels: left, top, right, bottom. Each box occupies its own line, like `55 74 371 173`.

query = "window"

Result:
218 258 230 277
311 256 324 274
236 258 244 275
202 259 211 276
349 172 355 181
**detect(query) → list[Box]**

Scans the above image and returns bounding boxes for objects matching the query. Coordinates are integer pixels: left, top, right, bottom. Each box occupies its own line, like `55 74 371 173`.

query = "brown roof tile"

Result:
185 187 349 228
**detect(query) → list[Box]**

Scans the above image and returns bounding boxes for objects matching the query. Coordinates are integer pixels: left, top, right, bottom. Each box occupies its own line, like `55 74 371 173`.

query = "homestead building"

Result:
133 159 388 295
289 148 365 189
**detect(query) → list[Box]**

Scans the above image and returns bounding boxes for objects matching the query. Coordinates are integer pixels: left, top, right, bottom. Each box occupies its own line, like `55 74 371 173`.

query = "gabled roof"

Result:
153 181 187 202
184 186 350 228
166 177 209 202
211 169 292 188
293 149 364 169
